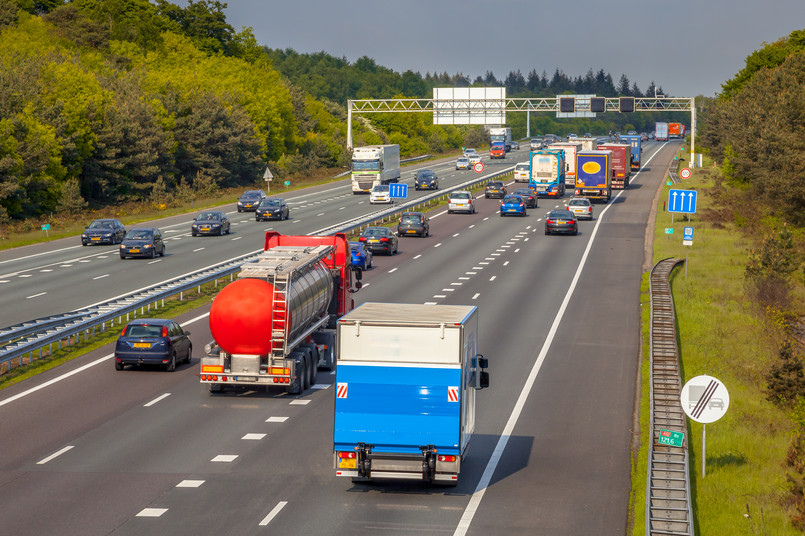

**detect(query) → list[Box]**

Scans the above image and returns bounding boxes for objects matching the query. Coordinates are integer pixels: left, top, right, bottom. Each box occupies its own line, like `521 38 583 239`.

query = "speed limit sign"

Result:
474 162 485 173
680 168 691 179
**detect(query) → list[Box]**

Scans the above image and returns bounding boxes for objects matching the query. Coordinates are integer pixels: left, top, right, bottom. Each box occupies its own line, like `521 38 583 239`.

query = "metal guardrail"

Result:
0 164 514 372
646 257 693 536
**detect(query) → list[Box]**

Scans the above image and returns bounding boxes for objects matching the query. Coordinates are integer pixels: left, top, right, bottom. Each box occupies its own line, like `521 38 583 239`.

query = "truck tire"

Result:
287 352 305 394
299 345 316 387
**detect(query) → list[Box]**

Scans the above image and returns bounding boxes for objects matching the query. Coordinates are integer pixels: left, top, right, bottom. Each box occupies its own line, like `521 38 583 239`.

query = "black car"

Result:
359 226 398 255
414 169 439 190
512 188 538 208
120 228 165 259
81 219 126 245
237 189 266 212
255 198 289 221
544 210 578 236
114 318 192 371
485 181 507 199
191 211 230 236
397 212 429 237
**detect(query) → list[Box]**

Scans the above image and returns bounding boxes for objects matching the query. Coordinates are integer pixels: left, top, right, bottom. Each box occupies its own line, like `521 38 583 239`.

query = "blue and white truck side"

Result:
334 303 489 485
529 149 566 198
619 134 642 170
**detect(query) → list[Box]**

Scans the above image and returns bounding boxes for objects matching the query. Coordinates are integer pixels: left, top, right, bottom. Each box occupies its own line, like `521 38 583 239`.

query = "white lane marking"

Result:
37 445 74 465
193 248 205 252
266 416 289 423
339 206 346 210
137 508 168 518
479 262 489 265
484 257 494 260
441 288 455 292
434 243 442 248
259 501 288 527
433 295 447 299
453 233 460 237
290 400 311 406
40 269 53 272
361 282 370 288
466 271 477 275
93 274 109 280
469 225 475 229
292 220 301 223
312 384 330 390
459 277 470 280
177 480 205 488
524 238 529 242
0 311 211 408
147 259 161 265
232 236 242 240
211 454 238 462
491 253 501 256
388 268 398 273
0 280 8 283
504 261 510 266
317 213 325 217
451 282 463 286
144 393 171 407
489 276 497 281
60 265 72 267
483 217 489 221
242 433 267 440
26 292 47 299
424 301 438 305
526 226 532 229
19 274 32 278
472 293 480 300
413 254 422 259
515 249 520 253
97 256 108 258
79 260 90 263
452 139 668 536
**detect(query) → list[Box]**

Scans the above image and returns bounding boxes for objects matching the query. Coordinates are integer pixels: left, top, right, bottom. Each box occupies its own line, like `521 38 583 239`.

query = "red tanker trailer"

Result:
200 232 361 394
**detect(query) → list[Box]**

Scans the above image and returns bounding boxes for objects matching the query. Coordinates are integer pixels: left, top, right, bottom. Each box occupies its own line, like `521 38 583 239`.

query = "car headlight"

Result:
82 234 88 238
144 244 153 248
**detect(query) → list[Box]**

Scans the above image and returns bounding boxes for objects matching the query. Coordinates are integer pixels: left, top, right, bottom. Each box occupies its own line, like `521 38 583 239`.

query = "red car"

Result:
490 143 506 159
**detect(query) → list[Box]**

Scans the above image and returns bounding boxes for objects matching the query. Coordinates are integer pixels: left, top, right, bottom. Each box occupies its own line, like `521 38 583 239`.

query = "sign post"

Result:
263 167 274 193
473 162 485 173
41 223 50 238
389 183 408 204
681 375 730 477
680 168 691 179
683 226 694 276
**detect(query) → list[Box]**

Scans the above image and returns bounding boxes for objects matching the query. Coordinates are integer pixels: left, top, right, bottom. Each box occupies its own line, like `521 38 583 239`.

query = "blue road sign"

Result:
668 189 697 213
389 183 408 199
683 227 694 240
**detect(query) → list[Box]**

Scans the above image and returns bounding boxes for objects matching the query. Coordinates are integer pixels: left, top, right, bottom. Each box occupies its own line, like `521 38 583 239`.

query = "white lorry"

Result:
351 144 401 194
489 127 513 152
334 303 489 485
549 141 583 187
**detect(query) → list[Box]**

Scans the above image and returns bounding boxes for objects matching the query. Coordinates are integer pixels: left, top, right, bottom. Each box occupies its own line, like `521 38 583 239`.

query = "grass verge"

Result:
631 149 799 534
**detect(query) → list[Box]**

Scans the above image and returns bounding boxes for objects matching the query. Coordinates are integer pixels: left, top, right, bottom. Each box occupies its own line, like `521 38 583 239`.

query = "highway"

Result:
0 140 677 535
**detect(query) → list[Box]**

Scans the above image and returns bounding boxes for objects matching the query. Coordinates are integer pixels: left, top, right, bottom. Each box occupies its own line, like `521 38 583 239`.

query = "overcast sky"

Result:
222 0 805 98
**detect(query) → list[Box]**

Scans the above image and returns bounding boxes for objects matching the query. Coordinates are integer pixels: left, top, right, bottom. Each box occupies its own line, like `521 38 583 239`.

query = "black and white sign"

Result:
681 375 729 424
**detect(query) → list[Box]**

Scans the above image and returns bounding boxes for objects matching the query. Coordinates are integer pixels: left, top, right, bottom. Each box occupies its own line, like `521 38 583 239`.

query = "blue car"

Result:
500 195 527 217
349 241 373 270
114 319 192 371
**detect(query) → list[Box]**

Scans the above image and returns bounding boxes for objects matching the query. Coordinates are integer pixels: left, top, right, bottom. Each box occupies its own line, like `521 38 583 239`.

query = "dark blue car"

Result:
349 241 373 270
500 195 527 217
114 319 192 371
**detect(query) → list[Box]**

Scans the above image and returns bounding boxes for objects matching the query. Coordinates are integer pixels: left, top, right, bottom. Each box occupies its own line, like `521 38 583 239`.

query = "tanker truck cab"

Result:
200 232 361 395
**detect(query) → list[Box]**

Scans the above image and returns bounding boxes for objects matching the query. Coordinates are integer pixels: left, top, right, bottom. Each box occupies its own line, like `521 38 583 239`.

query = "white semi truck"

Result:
351 144 400 194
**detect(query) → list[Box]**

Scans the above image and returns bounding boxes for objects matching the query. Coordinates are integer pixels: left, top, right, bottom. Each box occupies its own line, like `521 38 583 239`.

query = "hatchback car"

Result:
500 195 527 217
545 210 578 235
512 188 538 208
456 157 471 170
397 212 429 237
191 211 230 236
510 140 520 150
530 138 544 150
514 162 530 182
114 319 192 371
120 228 165 259
359 226 398 255
237 190 266 212
349 241 373 269
369 184 392 204
565 197 594 220
82 219 126 245
467 154 482 165
255 198 289 221
463 148 478 157
485 181 506 199
414 169 439 190
447 191 476 214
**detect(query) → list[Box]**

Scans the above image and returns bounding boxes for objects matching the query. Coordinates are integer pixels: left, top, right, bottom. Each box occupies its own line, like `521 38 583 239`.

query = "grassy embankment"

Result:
630 147 801 534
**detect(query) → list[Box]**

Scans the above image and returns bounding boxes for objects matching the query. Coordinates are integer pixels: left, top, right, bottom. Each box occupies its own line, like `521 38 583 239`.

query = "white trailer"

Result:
351 145 401 194
549 142 583 186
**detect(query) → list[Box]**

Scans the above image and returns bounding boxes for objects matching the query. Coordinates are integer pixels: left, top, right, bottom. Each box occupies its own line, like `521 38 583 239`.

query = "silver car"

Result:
456 157 471 170
448 191 476 214
565 198 594 220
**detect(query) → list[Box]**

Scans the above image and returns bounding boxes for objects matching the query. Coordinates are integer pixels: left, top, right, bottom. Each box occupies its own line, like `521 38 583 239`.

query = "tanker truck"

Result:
200 232 362 394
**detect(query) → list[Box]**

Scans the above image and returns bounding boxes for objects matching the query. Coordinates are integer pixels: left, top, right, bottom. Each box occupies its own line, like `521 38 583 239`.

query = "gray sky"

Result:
222 0 805 98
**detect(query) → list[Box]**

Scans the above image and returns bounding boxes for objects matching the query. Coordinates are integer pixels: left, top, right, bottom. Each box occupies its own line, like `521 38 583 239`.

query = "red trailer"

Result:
598 142 631 189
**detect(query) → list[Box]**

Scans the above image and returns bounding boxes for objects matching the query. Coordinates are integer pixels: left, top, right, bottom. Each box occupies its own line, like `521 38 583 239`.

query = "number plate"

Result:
234 376 256 382
133 342 151 348
407 230 416 234
200 227 210 231
368 239 379 243
338 458 357 469
91 237 100 241
130 248 140 253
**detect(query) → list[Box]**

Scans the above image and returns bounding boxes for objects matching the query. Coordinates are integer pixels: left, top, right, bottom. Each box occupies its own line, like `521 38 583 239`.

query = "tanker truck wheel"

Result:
287 352 306 395
300 344 319 386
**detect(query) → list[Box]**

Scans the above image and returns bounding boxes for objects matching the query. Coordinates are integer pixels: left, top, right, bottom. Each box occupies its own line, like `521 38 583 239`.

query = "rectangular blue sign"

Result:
668 189 697 213
389 183 408 199
683 226 694 240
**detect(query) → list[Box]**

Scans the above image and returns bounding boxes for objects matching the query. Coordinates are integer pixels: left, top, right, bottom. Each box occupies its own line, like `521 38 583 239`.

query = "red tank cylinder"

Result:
210 278 277 355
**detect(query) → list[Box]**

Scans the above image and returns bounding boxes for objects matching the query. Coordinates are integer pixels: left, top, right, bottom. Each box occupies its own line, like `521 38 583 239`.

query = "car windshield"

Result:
452 193 470 200
503 196 522 204
126 325 164 338
196 213 221 221
260 199 283 207
88 221 114 229
457 158 468 162
549 211 574 218
372 185 389 192
568 199 589 206
514 189 532 196
125 230 153 240
515 164 529 171
418 173 434 179
487 182 503 188
400 214 421 224
363 228 387 236
241 191 261 199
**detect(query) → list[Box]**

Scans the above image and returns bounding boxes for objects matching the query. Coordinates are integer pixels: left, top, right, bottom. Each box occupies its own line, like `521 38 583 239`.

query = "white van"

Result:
514 162 530 183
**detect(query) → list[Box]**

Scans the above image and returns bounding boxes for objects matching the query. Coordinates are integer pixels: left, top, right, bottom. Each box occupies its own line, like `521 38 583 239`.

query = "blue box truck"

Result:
334 303 489 485
619 134 642 170
574 150 613 203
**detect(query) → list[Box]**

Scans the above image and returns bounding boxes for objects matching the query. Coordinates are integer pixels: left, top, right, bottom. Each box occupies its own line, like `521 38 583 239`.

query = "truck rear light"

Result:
438 455 456 462
222 376 227 381
338 452 356 459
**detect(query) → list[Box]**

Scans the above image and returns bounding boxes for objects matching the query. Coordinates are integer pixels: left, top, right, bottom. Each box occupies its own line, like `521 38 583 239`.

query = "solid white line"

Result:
0 312 211 408
144 393 171 407
259 501 288 526
93 274 109 280
26 292 47 299
452 139 668 536
424 301 438 305
37 445 74 465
